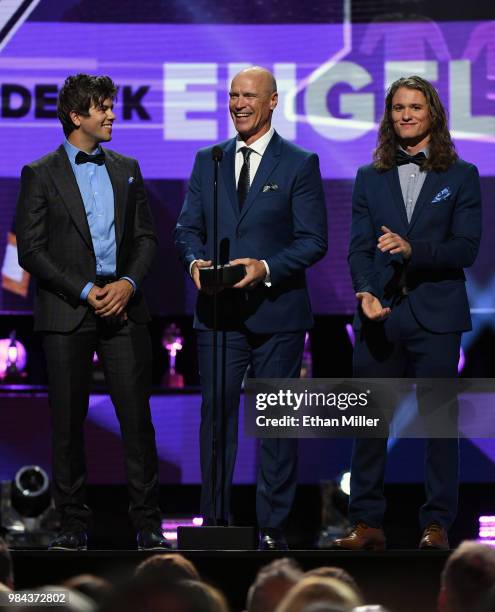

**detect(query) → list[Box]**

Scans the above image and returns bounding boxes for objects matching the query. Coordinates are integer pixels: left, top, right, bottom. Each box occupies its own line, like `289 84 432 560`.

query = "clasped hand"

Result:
87 279 133 318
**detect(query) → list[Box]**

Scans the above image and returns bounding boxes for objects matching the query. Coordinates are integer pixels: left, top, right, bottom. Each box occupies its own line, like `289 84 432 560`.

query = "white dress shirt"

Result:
235 127 275 285
235 127 274 186
191 127 275 284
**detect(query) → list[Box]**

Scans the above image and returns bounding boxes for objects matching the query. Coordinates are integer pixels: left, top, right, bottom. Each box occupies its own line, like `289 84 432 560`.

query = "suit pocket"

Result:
257 187 286 199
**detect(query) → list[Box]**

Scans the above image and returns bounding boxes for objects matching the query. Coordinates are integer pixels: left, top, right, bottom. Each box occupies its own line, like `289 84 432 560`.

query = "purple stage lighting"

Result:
345 323 355 347
478 516 495 545
0 333 27 379
161 516 204 545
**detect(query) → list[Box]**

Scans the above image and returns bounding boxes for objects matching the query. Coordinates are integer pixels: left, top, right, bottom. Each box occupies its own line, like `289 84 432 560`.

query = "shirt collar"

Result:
64 139 101 164
399 144 429 158
236 127 274 156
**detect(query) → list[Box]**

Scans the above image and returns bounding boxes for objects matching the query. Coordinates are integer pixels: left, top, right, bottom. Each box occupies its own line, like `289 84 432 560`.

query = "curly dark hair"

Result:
57 74 118 137
373 75 457 172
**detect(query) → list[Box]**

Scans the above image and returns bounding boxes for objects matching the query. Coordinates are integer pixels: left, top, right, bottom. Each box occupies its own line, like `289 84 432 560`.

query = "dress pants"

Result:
197 328 305 529
350 297 461 530
42 310 161 532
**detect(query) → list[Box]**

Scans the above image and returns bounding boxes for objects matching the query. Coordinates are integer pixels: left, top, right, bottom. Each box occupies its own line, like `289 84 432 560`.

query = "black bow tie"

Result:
396 149 426 167
75 151 105 165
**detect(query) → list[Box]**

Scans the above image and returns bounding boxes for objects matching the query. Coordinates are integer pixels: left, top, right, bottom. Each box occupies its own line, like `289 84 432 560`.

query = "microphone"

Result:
212 146 223 162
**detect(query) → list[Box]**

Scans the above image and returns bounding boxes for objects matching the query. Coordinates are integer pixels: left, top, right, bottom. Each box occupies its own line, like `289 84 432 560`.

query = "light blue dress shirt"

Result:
63 140 135 300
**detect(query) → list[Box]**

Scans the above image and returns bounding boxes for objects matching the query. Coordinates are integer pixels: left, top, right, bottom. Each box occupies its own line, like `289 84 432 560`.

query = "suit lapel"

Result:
407 170 443 233
104 149 128 248
385 167 409 230
219 138 239 219
239 131 282 223
48 145 93 249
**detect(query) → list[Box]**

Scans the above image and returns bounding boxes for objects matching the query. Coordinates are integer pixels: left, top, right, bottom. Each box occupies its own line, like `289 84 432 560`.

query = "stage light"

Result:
345 323 355 347
11 465 51 517
339 470 351 496
316 472 351 548
0 331 27 381
0 465 58 548
161 323 184 388
300 332 313 378
478 515 495 546
160 516 203 548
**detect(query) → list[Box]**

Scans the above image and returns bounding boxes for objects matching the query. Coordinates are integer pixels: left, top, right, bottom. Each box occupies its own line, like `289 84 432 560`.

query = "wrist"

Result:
120 278 135 292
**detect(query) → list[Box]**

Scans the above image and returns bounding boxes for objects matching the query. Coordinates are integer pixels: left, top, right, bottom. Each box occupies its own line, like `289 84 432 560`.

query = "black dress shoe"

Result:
259 529 289 551
48 531 87 551
137 528 172 551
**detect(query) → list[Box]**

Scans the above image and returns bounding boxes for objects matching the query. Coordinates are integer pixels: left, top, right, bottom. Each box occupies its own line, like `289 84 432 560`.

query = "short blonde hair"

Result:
275 576 362 612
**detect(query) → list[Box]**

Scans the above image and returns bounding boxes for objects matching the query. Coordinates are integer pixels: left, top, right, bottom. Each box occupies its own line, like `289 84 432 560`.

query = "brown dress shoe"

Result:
332 523 386 551
419 523 449 550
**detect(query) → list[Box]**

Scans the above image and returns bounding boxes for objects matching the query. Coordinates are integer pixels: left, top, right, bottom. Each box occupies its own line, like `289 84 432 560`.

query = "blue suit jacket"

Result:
348 159 482 333
174 131 328 333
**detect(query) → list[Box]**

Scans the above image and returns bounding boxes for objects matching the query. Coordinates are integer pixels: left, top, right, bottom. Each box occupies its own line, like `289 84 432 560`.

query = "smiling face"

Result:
68 97 115 152
229 69 278 145
391 87 431 152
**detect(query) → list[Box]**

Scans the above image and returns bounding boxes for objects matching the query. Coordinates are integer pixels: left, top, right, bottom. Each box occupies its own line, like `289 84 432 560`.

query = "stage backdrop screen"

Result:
1 18 494 316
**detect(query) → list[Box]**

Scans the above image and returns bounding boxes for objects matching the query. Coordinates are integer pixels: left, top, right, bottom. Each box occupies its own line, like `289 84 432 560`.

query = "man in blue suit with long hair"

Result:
175 66 327 549
333 76 481 551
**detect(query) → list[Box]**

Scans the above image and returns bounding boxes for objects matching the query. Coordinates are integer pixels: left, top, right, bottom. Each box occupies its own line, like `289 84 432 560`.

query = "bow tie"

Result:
75 151 105 165
396 149 426 167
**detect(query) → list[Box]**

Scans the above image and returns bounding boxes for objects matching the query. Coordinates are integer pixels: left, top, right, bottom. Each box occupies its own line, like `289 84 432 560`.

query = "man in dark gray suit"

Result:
15 74 168 551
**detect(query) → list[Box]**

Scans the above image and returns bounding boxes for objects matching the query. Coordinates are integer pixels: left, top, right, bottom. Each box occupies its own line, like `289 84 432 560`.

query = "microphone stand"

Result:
177 146 254 550
211 146 221 526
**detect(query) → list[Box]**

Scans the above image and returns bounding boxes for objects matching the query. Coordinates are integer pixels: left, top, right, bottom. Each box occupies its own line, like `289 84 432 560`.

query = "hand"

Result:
378 225 412 259
191 259 211 290
87 285 105 309
356 291 391 322
93 279 134 318
230 258 266 290
191 259 221 295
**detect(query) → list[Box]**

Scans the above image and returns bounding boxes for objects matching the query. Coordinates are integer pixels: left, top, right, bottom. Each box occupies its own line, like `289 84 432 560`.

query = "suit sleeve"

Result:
15 164 88 307
119 160 157 288
347 167 379 295
173 152 207 269
408 164 482 271
264 153 327 285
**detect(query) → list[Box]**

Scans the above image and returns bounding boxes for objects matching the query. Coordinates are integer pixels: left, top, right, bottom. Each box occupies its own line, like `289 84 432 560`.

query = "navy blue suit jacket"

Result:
174 131 327 333
348 159 482 333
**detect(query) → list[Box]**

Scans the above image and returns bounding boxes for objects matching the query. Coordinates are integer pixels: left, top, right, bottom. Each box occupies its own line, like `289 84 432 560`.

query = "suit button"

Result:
237 230 242 238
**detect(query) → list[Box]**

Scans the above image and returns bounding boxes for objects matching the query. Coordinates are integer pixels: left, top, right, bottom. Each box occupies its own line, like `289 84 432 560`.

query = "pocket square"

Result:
431 186 451 203
128 176 135 184
262 183 279 193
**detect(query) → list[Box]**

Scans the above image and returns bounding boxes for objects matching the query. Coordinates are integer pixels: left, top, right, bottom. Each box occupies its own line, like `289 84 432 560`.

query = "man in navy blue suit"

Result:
333 76 481 551
174 66 327 549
